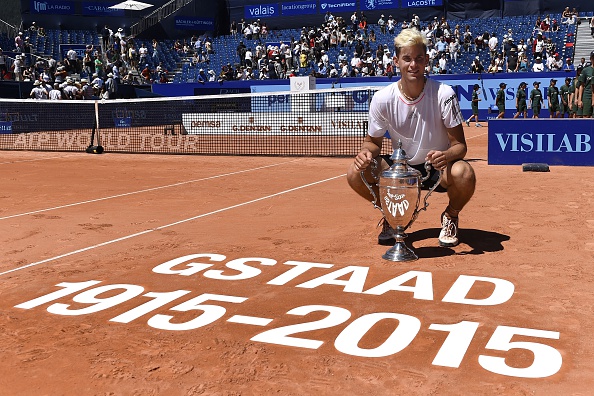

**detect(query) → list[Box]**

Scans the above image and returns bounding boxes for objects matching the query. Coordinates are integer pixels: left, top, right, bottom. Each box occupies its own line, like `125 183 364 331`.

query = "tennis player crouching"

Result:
346 28 476 248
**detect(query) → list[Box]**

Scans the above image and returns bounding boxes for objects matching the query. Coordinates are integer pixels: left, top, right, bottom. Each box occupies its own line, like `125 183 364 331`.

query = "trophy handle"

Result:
360 158 384 214
418 161 443 213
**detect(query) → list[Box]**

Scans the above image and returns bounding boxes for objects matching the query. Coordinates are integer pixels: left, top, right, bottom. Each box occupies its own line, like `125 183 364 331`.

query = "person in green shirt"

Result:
465 83 482 127
513 81 528 118
547 78 560 118
569 75 578 118
496 82 506 119
559 76 571 118
529 81 543 118
577 50 594 118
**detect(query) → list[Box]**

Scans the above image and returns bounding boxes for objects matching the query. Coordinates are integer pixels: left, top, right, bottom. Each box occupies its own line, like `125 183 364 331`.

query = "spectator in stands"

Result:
532 56 545 72
488 33 498 60
103 73 117 98
29 80 47 99
487 59 497 74
91 73 103 91
513 81 528 118
63 78 80 99
533 33 544 59
54 65 67 84
236 41 246 67
517 38 527 57
378 14 386 34
12 54 23 81
507 48 519 72
230 20 237 36
518 53 528 72
387 16 396 34
101 25 110 49
463 25 473 52
208 69 216 82
0 49 7 80
470 56 484 73
449 38 460 63
438 53 448 74
590 16 594 37
530 81 543 118
49 83 63 100
548 53 563 71
15 32 24 53
551 19 559 32
561 7 571 23
495 53 505 72
564 57 575 72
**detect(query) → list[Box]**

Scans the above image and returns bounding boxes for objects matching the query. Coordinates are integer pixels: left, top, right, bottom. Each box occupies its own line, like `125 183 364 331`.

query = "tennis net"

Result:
0 87 387 157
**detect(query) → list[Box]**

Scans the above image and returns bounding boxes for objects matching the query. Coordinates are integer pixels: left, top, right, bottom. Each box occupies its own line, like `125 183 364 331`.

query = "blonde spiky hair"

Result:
393 28 428 56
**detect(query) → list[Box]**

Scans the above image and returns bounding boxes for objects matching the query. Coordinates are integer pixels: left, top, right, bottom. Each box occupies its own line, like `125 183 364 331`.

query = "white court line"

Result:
466 132 487 140
0 159 300 221
0 154 78 165
0 173 346 277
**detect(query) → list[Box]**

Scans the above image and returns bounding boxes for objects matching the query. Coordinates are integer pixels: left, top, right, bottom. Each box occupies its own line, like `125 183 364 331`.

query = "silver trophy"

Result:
361 141 442 262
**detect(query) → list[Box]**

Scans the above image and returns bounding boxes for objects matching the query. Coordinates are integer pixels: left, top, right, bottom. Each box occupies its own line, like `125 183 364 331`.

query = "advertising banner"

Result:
30 0 75 14
281 0 317 16
182 112 368 136
59 44 89 60
244 3 279 19
361 0 399 12
0 121 12 134
488 119 593 166
81 2 125 16
175 17 215 30
401 0 443 8
319 0 357 13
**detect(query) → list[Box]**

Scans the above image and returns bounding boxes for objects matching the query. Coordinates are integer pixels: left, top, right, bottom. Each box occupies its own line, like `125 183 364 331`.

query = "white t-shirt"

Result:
368 78 463 165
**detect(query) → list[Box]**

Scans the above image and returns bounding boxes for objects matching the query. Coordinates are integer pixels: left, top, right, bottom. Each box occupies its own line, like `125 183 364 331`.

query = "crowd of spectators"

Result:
1 9 591 92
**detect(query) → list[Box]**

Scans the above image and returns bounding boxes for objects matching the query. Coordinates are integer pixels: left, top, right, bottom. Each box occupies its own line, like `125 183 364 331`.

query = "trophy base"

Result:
382 241 418 262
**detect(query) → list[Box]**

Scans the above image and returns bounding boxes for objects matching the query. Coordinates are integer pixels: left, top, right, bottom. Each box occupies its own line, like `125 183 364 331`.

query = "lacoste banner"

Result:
488 119 594 166
402 0 443 7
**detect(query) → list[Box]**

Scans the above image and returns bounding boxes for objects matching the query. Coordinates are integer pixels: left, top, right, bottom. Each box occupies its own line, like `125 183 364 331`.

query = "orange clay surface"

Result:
1 126 593 396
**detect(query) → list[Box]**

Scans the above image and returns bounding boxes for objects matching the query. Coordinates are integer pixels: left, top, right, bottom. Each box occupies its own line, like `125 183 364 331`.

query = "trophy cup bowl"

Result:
361 140 442 262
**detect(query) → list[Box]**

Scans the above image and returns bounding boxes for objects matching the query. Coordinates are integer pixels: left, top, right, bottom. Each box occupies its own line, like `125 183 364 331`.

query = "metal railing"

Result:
0 18 19 41
130 0 193 36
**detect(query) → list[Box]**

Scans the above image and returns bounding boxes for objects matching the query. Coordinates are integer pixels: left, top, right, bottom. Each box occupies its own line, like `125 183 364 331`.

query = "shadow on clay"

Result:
406 228 510 258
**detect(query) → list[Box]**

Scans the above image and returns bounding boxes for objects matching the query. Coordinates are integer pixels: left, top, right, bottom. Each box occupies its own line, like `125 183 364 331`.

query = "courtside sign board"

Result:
488 119 594 166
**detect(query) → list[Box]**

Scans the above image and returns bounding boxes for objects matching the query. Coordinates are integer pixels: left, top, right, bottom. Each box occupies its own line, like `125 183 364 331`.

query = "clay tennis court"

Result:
1 126 593 395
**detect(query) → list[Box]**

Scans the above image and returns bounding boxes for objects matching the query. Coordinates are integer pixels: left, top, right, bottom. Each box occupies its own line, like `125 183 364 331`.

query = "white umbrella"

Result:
109 0 154 10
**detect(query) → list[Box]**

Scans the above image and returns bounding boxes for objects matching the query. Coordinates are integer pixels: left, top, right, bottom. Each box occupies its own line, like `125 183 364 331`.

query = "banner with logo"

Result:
488 119 593 166
361 0 398 11
244 3 279 19
175 17 215 30
319 0 357 13
30 0 75 14
81 2 125 16
0 122 12 134
281 0 317 16
401 0 443 8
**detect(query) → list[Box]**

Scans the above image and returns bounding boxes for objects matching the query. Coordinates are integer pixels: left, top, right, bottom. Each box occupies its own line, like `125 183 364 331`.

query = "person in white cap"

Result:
30 80 48 99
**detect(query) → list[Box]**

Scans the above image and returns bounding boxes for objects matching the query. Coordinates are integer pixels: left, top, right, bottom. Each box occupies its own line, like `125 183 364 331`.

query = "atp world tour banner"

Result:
361 0 398 11
488 119 594 166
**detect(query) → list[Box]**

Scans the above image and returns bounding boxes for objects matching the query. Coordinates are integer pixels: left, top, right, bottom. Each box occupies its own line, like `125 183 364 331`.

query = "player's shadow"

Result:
407 228 510 258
